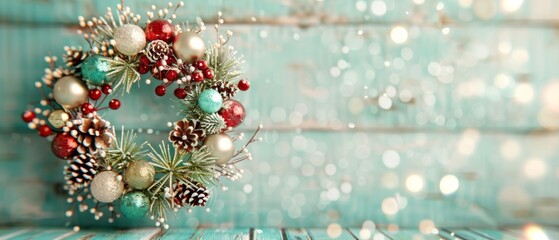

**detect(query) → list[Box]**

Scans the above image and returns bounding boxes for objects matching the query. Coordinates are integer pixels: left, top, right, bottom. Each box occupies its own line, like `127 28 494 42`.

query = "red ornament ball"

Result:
51 132 78 159
81 103 95 114
218 100 246 128
38 125 52 137
174 88 187 99
238 80 250 91
145 19 175 43
191 71 204 82
89 89 102 100
109 99 121 110
22 110 36 122
203 68 214 79
101 84 112 94
155 85 167 96
195 60 208 70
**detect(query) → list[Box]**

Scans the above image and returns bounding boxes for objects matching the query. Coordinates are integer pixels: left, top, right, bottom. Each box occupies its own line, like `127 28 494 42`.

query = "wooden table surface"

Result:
1 226 558 240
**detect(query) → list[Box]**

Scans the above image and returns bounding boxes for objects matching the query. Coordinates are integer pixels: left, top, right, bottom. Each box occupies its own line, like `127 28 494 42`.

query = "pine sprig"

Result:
200 113 226 135
183 146 218 185
206 44 243 83
103 127 147 171
175 85 205 119
106 57 141 94
147 142 190 200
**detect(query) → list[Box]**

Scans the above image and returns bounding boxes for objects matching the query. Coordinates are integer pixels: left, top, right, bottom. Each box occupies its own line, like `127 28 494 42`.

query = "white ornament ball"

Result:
90 171 124 203
114 24 147 56
204 133 235 165
173 31 205 63
52 76 89 109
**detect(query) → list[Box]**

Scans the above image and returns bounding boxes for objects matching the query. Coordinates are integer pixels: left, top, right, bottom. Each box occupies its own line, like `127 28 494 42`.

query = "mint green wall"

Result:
1 0 558 228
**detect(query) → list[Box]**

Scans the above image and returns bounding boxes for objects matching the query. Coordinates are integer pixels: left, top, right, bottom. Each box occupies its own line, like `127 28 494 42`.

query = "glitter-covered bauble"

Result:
120 191 150 219
145 19 174 43
218 100 246 128
51 132 78 159
198 89 223 114
124 160 155 190
173 32 205 63
204 133 235 165
90 171 124 203
47 109 70 128
114 24 146 56
81 55 110 85
53 76 89 109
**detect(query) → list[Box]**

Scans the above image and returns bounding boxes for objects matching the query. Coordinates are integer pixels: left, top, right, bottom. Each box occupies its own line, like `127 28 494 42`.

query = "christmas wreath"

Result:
21 2 261 229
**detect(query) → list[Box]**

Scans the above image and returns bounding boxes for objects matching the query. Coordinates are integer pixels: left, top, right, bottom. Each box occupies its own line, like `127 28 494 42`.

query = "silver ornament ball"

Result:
124 160 155 190
90 171 124 203
204 133 235 165
173 31 205 63
114 24 147 56
52 76 89 109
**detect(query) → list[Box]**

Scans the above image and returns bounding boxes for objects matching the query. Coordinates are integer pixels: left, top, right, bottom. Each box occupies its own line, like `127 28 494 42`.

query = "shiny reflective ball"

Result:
197 89 223 113
173 31 205 63
90 171 124 203
218 100 246 128
145 19 174 43
53 76 89 109
81 55 110 85
51 132 78 159
124 160 155 190
120 191 150 219
114 24 147 56
48 109 70 128
204 133 235 165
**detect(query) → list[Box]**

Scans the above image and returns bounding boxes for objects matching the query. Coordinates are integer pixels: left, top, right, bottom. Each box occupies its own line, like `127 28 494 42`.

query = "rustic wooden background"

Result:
1 0 559 229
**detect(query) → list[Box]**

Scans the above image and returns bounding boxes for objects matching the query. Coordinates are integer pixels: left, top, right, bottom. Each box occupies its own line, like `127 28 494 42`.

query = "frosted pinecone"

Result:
169 119 206 152
64 153 99 191
172 181 210 207
146 40 170 62
70 115 114 157
211 81 238 100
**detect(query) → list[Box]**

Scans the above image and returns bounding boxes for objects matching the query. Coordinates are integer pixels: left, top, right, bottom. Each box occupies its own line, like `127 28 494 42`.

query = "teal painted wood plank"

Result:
307 228 356 239
468 229 520 240
0 228 33 240
60 228 161 240
252 228 282 240
504 226 559 240
285 228 310 240
379 228 441 240
198 228 249 240
445 229 491 240
159 228 198 240
8 228 54 240
348 228 393 240
29 229 76 240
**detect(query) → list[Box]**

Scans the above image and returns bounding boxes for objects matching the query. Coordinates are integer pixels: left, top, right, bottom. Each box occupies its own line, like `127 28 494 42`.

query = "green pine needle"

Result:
206 44 242 83
175 85 205 120
103 127 147 171
106 57 140 94
200 113 226 135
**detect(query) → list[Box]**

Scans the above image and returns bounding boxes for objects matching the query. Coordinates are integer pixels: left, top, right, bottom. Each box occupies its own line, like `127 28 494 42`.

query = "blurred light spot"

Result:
436 2 445 10
341 182 352 193
355 1 367 11
382 149 400 169
459 0 473 7
473 0 496 19
511 49 529 66
371 0 387 16
440 175 459 195
292 135 307 151
514 83 534 104
382 172 399 189
538 108 559 130
401 47 414 60
390 26 408 44
498 41 512 54
399 89 413 103
378 95 393 110
441 27 450 35
373 233 386 240
327 187 340 201
301 164 315 177
523 158 546 179
327 223 343 238
523 224 550 240
541 81 559 113
501 0 523 13
259 30 268 38
457 128 479 155
413 0 425 5
325 164 337 176
349 97 365 114
243 184 253 194
381 197 399 215
359 229 372 239
500 140 521 160
419 219 435 234
406 174 424 193
330 67 341 77
494 73 512 89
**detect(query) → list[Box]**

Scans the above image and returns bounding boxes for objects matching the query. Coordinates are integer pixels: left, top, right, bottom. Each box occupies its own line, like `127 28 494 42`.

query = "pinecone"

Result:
146 40 170 62
63 46 89 68
71 115 114 157
172 181 210 207
169 119 206 152
211 81 238 100
64 153 99 190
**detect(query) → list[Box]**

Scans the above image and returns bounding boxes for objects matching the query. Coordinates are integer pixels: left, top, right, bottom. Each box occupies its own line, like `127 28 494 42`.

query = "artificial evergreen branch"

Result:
106 57 140 94
103 127 147 171
183 146 218 185
206 44 243 83
175 85 205 120
200 113 226 135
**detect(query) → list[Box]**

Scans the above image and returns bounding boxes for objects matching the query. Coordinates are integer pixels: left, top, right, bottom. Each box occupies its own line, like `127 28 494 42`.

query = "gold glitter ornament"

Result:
90 171 124 203
48 109 70 128
124 160 155 190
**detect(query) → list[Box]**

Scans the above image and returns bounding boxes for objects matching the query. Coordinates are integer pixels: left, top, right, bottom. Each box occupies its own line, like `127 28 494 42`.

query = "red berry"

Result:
138 64 150 74
155 85 167 96
203 68 214 79
166 56 177 65
109 99 121 110
195 60 208 70
174 88 187 99
238 79 250 91
151 67 165 80
89 89 102 100
191 71 204 82
165 70 178 81
81 103 95 114
38 125 52 137
51 132 78 159
145 19 175 43
101 84 112 94
22 110 36 122
139 54 151 66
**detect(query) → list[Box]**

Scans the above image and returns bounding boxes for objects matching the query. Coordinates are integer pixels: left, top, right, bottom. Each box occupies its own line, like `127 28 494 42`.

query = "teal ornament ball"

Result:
120 191 150 219
81 55 110 85
197 89 223 113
